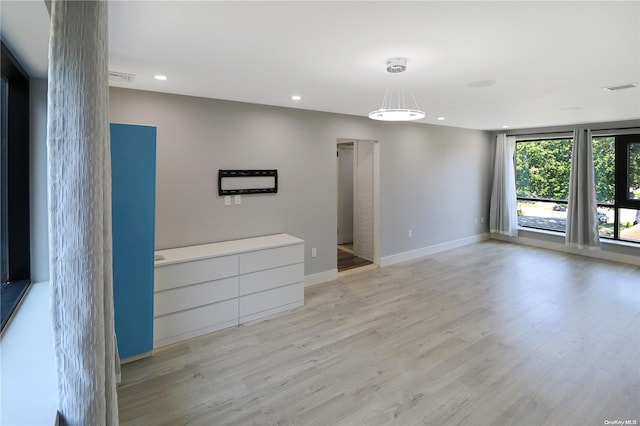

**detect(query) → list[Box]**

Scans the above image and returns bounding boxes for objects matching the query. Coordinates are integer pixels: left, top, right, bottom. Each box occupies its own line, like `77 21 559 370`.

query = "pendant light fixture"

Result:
369 58 425 122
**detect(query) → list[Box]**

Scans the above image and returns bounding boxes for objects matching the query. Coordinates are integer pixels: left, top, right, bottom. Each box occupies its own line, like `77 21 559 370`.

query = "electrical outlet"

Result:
481 217 485 224
408 230 412 238
224 196 231 206
311 248 317 258
235 195 241 205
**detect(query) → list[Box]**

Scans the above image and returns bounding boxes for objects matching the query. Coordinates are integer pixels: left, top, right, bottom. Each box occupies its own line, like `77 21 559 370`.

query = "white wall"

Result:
109 88 494 276
354 140 374 261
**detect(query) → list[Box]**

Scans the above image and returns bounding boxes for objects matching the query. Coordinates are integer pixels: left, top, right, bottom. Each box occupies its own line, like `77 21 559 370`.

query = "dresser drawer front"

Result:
239 244 303 274
155 276 238 317
239 283 304 318
155 255 238 291
154 299 238 344
239 263 303 296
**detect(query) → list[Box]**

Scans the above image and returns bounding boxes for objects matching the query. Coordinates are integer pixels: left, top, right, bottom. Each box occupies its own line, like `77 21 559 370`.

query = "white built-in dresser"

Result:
153 234 304 348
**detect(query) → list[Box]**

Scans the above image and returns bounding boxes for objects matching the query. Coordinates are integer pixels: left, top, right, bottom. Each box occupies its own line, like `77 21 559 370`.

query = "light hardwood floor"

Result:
118 241 640 425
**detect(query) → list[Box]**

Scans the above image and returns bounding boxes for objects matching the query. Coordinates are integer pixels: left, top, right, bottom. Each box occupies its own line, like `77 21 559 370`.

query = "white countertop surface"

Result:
154 234 304 266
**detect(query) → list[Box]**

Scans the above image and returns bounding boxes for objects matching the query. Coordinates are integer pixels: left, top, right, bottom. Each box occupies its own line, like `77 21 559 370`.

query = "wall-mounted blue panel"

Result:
111 123 156 359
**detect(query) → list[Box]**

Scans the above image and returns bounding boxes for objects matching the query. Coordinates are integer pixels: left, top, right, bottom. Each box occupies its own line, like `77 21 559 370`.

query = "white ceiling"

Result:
2 1 639 130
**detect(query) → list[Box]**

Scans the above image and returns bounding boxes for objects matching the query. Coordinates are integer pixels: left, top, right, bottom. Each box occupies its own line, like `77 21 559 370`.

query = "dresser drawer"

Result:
155 254 238 291
154 298 238 347
239 263 303 296
155 276 238 317
239 282 304 318
153 235 305 347
239 244 303 274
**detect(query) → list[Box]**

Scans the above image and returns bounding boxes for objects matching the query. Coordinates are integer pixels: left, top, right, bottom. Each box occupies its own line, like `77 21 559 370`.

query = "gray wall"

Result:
27 84 640 281
380 124 492 256
30 78 49 283
109 88 493 275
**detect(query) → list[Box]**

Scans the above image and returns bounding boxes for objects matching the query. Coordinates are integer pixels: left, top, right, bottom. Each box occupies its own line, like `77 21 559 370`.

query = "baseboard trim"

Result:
305 269 338 287
380 233 490 267
491 233 640 266
120 350 153 364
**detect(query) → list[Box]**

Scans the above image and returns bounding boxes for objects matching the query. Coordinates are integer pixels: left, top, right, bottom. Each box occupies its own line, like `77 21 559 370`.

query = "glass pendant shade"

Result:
369 58 425 122
369 108 425 121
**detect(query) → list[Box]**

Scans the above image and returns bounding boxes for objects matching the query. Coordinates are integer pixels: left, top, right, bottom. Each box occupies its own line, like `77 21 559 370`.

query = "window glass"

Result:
1 77 6 285
0 43 32 331
592 137 615 205
517 200 567 232
597 205 614 238
619 208 640 242
516 139 572 232
516 139 572 200
628 143 640 201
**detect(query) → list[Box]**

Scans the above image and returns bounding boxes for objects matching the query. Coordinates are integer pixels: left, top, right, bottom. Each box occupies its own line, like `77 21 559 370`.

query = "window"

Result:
515 138 573 232
515 134 640 244
1 41 31 331
593 135 640 243
1 76 6 285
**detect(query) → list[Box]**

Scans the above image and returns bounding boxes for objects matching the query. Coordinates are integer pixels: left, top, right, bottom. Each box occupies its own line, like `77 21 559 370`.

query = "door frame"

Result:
336 138 380 266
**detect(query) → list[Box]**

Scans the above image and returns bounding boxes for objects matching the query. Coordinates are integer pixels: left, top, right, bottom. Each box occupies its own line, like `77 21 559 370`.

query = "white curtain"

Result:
566 128 600 249
489 133 519 236
47 1 120 425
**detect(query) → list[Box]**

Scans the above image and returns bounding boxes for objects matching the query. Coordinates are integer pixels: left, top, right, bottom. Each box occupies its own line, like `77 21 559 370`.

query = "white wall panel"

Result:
355 140 374 261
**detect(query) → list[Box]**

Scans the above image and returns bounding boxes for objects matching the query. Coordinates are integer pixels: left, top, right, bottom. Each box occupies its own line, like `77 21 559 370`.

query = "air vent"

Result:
603 83 638 91
108 71 136 83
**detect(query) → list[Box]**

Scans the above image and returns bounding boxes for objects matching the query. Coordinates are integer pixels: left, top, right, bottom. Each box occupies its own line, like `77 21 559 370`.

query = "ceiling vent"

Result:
108 71 136 83
603 83 638 91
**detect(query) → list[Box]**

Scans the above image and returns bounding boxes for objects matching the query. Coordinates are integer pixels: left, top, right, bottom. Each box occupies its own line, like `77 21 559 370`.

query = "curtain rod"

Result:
506 126 640 138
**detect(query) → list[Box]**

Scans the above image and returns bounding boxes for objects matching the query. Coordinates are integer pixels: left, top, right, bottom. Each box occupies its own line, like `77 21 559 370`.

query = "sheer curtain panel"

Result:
489 133 519 236
565 128 600 249
47 1 120 425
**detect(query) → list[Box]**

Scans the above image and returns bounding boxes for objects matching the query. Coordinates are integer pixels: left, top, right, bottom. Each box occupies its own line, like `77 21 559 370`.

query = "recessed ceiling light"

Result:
154 75 168 81
502 125 509 129
437 117 445 121
291 95 302 101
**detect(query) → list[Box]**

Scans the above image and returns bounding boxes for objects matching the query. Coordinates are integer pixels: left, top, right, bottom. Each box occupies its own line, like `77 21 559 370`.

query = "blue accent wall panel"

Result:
111 123 156 359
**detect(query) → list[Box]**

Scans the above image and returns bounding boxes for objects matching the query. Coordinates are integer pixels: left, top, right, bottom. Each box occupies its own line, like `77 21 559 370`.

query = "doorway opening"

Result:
336 139 379 273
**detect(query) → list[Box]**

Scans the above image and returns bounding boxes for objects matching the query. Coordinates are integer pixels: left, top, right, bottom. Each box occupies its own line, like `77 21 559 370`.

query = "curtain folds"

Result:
566 128 601 249
489 133 519 236
47 1 120 425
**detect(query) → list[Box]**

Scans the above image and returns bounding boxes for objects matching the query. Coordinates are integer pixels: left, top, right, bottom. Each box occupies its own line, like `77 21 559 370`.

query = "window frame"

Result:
1 40 31 332
605 134 640 242
514 132 639 245
614 135 640 209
